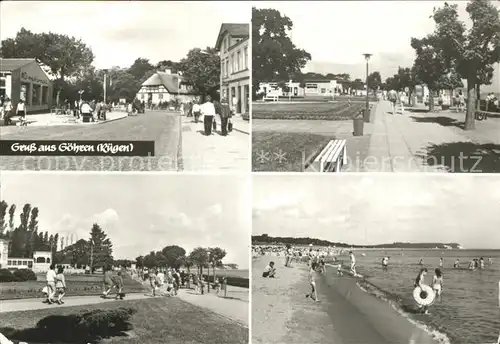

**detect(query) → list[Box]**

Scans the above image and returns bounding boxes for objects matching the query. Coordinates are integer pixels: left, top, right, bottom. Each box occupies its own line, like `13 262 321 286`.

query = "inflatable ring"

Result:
413 285 435 306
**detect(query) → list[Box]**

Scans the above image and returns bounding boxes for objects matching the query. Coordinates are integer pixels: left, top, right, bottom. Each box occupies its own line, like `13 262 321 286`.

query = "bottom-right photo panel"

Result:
252 174 500 344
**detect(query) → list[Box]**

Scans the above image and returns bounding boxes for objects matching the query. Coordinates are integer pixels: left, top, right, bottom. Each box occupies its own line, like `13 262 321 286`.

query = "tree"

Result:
143 251 157 269
411 35 449 111
89 223 113 272
0 201 8 237
135 255 144 268
8 204 16 232
429 0 500 129
0 28 94 105
189 247 209 275
395 67 419 106
252 7 312 99
367 71 382 94
105 67 141 102
128 58 155 80
161 245 186 269
178 47 220 100
208 247 226 282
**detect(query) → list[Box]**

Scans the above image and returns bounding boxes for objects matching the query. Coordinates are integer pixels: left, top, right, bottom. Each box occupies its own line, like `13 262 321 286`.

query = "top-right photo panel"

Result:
252 1 500 173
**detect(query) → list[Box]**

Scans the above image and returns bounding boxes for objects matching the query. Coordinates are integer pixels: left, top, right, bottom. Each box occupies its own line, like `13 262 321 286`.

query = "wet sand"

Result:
253 255 442 344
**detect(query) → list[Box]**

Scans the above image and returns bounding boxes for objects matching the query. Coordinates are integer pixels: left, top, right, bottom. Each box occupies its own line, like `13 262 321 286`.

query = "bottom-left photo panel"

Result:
0 172 250 344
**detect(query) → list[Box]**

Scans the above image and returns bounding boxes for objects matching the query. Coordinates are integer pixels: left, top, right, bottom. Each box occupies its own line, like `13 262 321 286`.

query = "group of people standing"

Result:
0 97 28 125
187 95 234 136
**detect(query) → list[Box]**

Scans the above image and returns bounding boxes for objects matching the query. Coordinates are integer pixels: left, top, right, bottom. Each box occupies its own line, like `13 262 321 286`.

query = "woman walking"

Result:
55 266 67 304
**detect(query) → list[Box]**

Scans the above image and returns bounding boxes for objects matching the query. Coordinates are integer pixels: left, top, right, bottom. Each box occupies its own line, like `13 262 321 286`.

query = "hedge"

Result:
0 269 20 282
201 274 249 289
0 268 37 282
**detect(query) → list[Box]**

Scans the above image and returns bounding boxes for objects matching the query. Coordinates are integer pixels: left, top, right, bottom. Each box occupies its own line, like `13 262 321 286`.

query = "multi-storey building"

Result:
215 23 249 115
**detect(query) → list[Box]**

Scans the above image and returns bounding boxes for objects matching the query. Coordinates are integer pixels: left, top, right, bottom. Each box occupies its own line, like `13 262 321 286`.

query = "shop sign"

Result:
21 72 49 85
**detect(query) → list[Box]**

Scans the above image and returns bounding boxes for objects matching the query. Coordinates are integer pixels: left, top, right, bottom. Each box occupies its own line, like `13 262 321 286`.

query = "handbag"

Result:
228 119 233 132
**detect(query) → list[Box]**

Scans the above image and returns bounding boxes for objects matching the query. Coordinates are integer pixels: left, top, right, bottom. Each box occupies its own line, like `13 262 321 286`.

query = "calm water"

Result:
339 249 500 344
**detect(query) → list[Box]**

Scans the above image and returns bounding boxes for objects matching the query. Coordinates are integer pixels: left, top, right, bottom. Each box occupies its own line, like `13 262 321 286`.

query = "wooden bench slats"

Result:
311 139 346 172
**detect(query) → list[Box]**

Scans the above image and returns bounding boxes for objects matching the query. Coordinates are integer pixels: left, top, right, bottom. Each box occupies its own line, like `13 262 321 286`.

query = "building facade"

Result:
136 69 197 105
0 58 53 113
0 239 53 272
216 23 250 115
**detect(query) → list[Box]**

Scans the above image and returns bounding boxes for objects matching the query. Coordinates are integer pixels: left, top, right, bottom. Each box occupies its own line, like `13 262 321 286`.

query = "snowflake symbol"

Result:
256 150 270 164
273 149 287 163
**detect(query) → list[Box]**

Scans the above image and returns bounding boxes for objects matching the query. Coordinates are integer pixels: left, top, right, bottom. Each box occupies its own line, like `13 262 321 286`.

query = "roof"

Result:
0 58 36 72
215 23 249 51
140 72 189 94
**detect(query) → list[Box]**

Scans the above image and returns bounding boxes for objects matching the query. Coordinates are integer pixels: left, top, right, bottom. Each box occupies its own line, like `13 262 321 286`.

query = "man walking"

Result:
201 95 216 135
45 264 57 304
219 98 232 136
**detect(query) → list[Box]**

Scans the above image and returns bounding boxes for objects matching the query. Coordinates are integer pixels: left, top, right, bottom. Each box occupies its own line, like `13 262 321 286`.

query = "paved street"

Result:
365 100 500 172
180 115 250 171
0 111 181 171
0 293 149 313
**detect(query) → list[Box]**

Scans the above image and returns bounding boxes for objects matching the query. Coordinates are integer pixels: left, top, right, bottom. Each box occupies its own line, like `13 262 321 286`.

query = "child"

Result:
306 262 320 302
214 277 221 295
415 268 429 314
337 262 343 276
55 266 66 304
432 268 443 303
262 261 276 278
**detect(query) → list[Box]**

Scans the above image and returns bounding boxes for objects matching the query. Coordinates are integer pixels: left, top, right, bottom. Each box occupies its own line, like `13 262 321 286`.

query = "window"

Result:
7 260 11 265
140 94 144 99
222 60 225 77
306 83 318 89
32 84 41 105
12 260 17 266
0 78 5 87
159 93 163 99
236 51 241 72
42 86 48 104
321 88 326 94
225 58 229 76
23 260 28 265
230 54 234 74
244 47 248 69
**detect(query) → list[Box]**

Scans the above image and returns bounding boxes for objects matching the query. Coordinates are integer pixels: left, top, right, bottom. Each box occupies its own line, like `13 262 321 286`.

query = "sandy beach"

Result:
252 255 443 344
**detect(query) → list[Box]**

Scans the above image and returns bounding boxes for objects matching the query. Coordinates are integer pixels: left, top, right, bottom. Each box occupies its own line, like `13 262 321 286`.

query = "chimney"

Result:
164 68 172 75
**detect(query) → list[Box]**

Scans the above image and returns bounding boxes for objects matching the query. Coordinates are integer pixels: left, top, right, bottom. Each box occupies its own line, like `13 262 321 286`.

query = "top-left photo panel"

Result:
0 1 251 172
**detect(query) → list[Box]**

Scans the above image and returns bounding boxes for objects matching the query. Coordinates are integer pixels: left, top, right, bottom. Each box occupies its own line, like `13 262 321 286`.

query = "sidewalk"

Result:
7 111 128 127
176 287 249 327
180 115 250 171
0 293 149 313
363 100 496 172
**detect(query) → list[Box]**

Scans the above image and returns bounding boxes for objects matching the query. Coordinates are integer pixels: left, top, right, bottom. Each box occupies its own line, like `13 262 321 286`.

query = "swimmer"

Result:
382 256 389 271
479 257 485 269
453 259 460 268
468 260 475 270
305 262 320 302
418 257 424 265
349 251 357 276
439 257 443 267
337 262 343 275
319 255 326 274
432 268 443 303
414 268 429 314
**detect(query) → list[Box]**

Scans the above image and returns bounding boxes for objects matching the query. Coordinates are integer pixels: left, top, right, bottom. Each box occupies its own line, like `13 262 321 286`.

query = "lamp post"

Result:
89 239 94 274
207 251 211 293
103 69 108 103
363 53 372 122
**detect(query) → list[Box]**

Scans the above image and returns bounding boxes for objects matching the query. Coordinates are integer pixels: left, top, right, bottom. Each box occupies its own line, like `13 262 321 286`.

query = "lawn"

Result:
252 102 365 121
0 273 147 300
252 131 331 172
0 297 248 344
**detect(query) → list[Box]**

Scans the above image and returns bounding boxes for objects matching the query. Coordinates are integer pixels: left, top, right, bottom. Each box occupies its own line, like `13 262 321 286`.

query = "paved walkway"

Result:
180 115 249 171
364 100 500 172
7 111 128 127
0 293 149 313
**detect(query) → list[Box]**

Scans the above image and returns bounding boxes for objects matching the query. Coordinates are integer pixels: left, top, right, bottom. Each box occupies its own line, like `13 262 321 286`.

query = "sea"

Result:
338 249 500 344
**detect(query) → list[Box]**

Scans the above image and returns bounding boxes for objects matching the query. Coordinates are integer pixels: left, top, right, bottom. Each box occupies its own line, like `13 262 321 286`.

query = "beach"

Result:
252 255 442 344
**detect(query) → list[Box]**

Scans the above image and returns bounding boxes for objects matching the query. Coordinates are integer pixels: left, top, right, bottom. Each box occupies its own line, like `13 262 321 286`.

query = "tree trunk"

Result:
475 84 481 110
428 92 434 112
464 77 476 130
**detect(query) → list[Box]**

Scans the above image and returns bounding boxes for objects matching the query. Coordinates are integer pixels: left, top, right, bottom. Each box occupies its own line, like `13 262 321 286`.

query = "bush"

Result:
13 268 37 281
0 269 20 282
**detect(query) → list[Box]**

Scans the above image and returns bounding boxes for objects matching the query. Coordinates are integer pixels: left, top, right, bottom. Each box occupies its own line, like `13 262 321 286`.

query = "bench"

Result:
263 95 279 102
311 139 347 172
475 110 499 121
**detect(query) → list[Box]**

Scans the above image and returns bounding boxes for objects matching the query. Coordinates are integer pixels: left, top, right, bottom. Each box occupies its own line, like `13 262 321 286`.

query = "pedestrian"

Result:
16 99 27 125
3 98 13 125
102 266 113 297
201 95 216 135
219 98 232 136
110 271 125 299
388 89 398 114
192 99 201 123
45 264 57 304
55 266 66 304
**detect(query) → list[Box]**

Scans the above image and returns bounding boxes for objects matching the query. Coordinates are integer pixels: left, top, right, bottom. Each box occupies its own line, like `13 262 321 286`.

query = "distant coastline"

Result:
252 235 462 249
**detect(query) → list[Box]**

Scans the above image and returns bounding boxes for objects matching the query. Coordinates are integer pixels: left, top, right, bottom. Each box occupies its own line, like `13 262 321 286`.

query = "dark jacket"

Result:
219 102 232 119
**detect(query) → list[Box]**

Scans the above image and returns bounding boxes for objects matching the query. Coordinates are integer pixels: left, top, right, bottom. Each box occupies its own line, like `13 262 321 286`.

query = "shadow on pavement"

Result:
410 115 464 129
0 307 136 344
420 141 500 172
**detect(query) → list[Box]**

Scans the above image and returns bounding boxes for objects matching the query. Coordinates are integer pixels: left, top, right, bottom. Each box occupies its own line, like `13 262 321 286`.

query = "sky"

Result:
255 1 500 87
0 173 250 269
253 174 500 249
0 1 251 69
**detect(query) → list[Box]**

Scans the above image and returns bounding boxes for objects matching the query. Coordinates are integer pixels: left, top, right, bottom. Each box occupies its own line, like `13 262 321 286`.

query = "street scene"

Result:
252 174 500 344
252 1 500 172
0 1 250 171
0 173 250 344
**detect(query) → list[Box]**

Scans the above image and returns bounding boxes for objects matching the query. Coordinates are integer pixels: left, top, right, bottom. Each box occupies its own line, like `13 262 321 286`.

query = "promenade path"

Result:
365 100 500 172
180 114 249 171
252 255 440 344
0 111 181 171
0 293 149 313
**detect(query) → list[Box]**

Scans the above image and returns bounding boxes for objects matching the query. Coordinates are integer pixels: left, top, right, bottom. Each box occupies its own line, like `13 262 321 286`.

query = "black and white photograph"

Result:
252 1 500 173
0 1 250 171
252 174 500 344
0 173 250 344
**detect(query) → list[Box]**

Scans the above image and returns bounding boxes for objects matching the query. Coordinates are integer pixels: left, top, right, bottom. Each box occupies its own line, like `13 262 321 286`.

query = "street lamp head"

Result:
363 53 373 61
